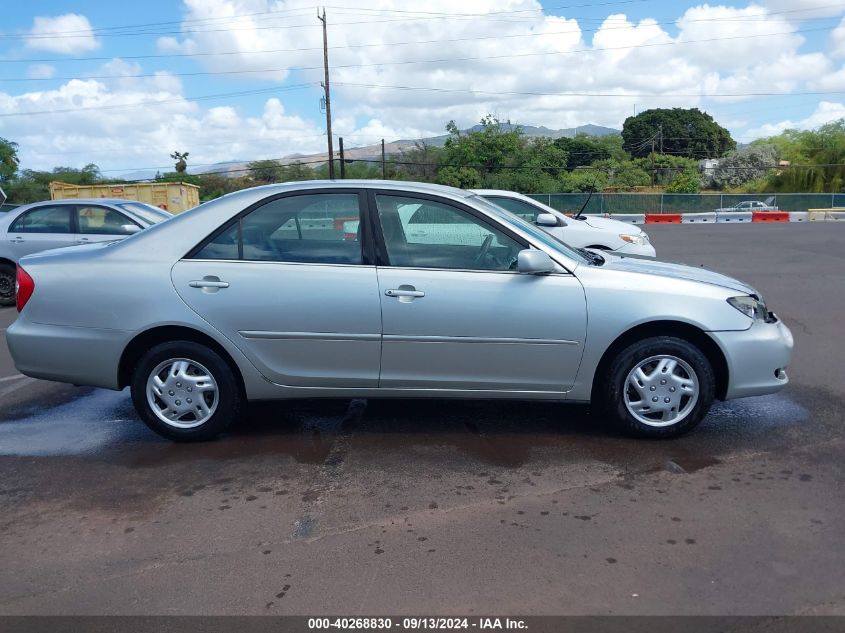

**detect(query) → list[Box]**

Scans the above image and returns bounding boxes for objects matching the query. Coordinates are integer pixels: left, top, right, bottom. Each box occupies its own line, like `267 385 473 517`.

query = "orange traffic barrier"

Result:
645 213 682 224
752 211 790 223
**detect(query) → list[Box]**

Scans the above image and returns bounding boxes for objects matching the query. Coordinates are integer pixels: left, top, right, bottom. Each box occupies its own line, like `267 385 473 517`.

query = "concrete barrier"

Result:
645 213 682 224
752 211 790 223
716 211 752 223
808 210 828 221
829 211 845 220
682 212 716 223
609 213 645 224
788 212 808 222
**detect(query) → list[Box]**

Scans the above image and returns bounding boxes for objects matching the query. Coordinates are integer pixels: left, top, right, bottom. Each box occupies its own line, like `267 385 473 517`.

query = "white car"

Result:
472 189 656 257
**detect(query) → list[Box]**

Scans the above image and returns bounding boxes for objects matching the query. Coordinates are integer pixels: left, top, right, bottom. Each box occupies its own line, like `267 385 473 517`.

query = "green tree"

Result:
170 151 189 173
436 166 482 189
247 159 285 183
622 108 735 159
442 116 524 177
665 168 701 193
706 144 778 190
0 137 20 182
553 136 609 170
754 120 845 192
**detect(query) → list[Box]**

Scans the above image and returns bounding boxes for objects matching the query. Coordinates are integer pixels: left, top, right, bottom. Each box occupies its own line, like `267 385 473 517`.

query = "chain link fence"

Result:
527 193 845 215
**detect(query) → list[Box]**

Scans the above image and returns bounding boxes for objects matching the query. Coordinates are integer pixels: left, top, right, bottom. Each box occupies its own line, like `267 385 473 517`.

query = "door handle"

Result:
385 287 425 303
189 276 229 293
385 289 424 298
12 237 24 243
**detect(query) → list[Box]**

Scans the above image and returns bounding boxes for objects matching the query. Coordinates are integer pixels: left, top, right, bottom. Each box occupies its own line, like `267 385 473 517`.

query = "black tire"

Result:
0 264 15 307
597 336 715 438
130 341 242 441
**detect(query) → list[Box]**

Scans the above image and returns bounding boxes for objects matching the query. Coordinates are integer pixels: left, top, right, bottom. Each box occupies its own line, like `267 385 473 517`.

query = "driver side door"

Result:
372 192 587 392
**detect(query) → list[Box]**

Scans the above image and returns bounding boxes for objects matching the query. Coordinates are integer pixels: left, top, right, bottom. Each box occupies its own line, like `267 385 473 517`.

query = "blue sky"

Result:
1 0 844 175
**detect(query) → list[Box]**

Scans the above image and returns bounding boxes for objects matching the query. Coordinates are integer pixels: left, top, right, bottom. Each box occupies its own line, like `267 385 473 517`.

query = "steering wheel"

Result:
473 234 494 266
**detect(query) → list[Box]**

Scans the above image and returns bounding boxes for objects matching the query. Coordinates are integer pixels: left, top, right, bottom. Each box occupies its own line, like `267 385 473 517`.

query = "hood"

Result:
578 215 643 233
600 253 757 295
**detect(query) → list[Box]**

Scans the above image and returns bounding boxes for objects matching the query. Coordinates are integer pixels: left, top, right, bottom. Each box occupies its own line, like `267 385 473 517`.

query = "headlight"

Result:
727 295 769 321
619 233 647 246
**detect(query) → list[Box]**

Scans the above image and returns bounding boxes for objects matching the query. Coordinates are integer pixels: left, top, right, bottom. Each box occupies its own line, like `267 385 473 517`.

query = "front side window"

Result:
484 196 543 223
118 202 171 224
194 193 363 265
9 206 73 234
375 195 523 271
76 206 139 235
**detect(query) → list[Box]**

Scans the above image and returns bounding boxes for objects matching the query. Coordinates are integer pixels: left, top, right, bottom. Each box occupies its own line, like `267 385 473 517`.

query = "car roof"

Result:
469 189 524 197
217 180 475 201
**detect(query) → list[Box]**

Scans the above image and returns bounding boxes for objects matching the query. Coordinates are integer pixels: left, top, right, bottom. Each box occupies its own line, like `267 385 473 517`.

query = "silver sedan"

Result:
7 181 793 441
0 198 171 306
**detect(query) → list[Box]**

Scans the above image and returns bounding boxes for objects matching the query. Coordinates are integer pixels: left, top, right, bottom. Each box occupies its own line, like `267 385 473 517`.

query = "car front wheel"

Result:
130 341 242 441
598 336 715 438
0 264 15 307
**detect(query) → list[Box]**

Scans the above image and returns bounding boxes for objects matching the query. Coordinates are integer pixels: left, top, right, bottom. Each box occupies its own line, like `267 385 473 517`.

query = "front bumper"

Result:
708 318 793 400
7 318 128 390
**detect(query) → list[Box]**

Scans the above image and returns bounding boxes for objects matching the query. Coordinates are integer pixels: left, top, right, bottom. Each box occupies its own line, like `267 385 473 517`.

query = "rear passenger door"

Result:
172 190 383 388
7 205 75 258
74 204 141 245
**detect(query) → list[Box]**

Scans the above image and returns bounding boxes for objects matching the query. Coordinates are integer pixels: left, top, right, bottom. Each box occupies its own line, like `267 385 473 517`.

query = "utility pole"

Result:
339 137 346 179
658 124 663 154
381 139 386 179
318 8 334 179
651 136 656 188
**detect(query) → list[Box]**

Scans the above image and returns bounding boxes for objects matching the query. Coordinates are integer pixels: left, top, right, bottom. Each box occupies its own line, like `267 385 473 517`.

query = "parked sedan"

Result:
0 198 171 306
472 189 655 257
8 181 793 441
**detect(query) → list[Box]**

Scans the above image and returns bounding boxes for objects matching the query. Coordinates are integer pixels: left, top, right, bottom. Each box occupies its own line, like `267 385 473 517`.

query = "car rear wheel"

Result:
130 341 242 441
598 336 715 438
0 264 15 307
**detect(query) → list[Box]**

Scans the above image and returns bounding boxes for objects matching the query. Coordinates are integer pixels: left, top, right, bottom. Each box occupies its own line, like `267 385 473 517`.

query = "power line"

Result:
0 0 653 40
9 1 841 41
0 83 318 118
3 25 834 83
3 16 832 65
333 81 845 99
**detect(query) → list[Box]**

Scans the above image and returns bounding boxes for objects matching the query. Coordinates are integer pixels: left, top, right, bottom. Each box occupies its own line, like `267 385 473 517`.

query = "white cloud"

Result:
744 101 845 138
5 1 845 173
153 0 835 137
831 17 845 58
0 67 331 173
27 64 56 80
26 14 100 55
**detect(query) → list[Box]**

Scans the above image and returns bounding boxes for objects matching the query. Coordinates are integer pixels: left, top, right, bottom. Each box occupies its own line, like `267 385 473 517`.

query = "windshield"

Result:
118 202 172 225
469 195 589 265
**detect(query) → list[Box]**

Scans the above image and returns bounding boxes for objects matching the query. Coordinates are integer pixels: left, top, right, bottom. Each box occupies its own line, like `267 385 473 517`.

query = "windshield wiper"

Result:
578 247 605 266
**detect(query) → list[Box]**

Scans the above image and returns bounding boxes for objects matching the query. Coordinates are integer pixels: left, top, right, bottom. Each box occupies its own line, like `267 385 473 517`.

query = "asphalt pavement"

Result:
1 223 844 616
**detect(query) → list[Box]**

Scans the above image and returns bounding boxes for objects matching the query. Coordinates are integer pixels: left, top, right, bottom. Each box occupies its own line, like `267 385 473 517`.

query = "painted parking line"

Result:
0 373 25 383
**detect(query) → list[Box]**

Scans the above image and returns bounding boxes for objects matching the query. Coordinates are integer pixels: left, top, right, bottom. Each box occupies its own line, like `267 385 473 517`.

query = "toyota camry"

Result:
7 181 793 441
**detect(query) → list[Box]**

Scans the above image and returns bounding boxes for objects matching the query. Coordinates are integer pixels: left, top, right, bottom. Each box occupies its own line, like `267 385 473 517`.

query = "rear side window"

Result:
10 206 73 234
193 193 363 265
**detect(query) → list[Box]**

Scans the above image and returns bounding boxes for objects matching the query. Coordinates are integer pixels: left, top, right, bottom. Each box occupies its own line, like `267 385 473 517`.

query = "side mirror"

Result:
536 213 558 227
517 249 555 275
122 224 142 234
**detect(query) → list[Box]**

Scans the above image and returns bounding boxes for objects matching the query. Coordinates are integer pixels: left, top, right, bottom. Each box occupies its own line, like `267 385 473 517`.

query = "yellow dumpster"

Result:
49 181 200 213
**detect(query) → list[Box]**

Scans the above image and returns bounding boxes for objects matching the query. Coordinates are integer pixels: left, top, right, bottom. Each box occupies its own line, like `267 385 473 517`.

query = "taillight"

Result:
16 265 34 312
